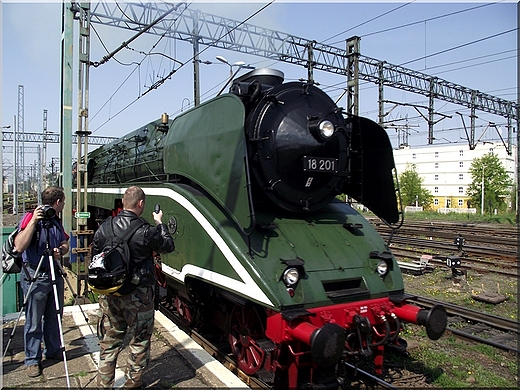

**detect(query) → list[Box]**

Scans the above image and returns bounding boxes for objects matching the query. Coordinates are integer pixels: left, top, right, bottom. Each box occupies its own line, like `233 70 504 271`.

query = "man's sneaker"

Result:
26 364 42 377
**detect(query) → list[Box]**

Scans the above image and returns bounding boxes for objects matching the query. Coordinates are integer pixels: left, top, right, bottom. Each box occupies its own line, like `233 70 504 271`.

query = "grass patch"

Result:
153 329 165 340
402 267 518 320
360 209 517 225
403 328 519 388
396 262 518 387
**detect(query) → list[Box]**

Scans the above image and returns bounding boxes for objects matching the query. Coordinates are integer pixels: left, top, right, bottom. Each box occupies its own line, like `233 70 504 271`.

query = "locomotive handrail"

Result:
381 169 405 248
243 152 258 255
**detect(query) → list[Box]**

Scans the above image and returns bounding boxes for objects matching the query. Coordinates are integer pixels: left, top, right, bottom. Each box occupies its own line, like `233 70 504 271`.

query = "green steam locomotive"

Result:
80 68 447 388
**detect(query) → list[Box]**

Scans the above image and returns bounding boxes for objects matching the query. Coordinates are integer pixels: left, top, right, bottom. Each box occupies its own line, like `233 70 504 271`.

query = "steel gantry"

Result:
1 131 117 145
88 1 517 154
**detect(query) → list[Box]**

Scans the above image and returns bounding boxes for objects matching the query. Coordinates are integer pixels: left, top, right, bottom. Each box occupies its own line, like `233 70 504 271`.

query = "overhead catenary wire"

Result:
420 49 516 73
322 1 516 101
138 0 275 97
90 2 185 68
87 0 515 148
315 46 516 114
327 2 496 45
398 27 518 67
323 1 414 45
90 0 276 133
316 75 511 146
89 2 192 131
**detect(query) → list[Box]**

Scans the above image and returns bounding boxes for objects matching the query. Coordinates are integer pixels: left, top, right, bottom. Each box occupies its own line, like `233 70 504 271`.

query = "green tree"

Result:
398 163 433 209
466 152 513 213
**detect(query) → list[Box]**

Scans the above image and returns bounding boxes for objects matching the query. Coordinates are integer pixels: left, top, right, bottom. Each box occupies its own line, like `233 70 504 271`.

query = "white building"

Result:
393 142 517 212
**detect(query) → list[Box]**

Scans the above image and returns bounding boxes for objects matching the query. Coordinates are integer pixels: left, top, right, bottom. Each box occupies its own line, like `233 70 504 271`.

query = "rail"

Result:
408 295 519 353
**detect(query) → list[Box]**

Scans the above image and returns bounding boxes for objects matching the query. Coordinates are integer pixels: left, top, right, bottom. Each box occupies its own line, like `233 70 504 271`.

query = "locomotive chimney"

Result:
161 112 169 124
157 113 169 133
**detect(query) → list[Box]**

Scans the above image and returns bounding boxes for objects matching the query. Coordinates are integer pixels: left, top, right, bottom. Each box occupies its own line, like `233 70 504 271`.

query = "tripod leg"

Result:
2 263 45 359
54 258 97 336
3 305 27 359
48 255 71 389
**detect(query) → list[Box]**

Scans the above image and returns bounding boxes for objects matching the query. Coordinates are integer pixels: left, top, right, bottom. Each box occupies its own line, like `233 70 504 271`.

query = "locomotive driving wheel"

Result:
228 304 266 375
174 295 195 327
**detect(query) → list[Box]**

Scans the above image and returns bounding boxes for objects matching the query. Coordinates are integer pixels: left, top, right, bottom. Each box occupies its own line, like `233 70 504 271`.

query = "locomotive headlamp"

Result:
319 120 335 138
376 260 389 277
308 118 335 142
283 267 300 286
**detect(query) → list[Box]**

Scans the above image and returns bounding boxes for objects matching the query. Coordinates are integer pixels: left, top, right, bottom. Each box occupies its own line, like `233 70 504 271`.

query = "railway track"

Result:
382 234 517 263
371 219 518 277
371 219 518 260
390 247 518 277
408 295 519 353
369 218 518 237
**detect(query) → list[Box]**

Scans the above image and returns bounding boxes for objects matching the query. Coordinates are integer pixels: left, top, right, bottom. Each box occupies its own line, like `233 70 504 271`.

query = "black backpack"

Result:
2 229 22 274
88 217 144 295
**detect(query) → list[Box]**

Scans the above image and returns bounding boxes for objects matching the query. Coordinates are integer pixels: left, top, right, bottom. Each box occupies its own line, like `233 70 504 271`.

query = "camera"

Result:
41 205 56 219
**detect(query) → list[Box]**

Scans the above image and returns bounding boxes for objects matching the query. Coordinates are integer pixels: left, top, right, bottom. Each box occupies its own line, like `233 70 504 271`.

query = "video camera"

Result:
41 205 57 219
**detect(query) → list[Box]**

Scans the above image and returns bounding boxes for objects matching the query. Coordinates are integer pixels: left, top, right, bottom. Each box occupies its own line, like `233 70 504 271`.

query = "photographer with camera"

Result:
14 186 70 378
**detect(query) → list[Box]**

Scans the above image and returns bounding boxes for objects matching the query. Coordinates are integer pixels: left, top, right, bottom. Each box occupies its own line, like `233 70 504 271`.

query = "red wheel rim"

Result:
228 305 265 375
175 295 194 326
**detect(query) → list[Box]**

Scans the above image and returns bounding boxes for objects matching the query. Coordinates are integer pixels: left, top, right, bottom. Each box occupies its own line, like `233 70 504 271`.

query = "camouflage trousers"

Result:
97 285 154 389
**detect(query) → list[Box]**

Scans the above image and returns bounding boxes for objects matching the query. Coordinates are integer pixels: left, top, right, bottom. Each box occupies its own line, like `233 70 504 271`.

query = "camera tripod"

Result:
2 222 95 389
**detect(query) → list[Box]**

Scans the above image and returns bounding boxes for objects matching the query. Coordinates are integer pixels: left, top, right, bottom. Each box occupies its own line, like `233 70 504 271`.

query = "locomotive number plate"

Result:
303 156 338 172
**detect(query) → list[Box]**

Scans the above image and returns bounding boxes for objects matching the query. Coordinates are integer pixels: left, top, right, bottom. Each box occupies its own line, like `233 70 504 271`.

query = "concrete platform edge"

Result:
4 304 249 389
154 310 250 389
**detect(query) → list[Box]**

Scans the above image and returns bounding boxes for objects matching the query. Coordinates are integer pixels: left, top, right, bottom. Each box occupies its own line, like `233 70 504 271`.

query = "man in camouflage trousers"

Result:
97 288 155 387
93 186 174 389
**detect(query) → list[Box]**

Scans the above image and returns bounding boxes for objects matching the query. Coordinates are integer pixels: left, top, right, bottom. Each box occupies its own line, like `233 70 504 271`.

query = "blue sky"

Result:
1 1 518 169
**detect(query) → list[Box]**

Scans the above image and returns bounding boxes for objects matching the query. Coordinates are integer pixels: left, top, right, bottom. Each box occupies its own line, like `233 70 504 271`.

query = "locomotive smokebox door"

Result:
246 81 349 212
